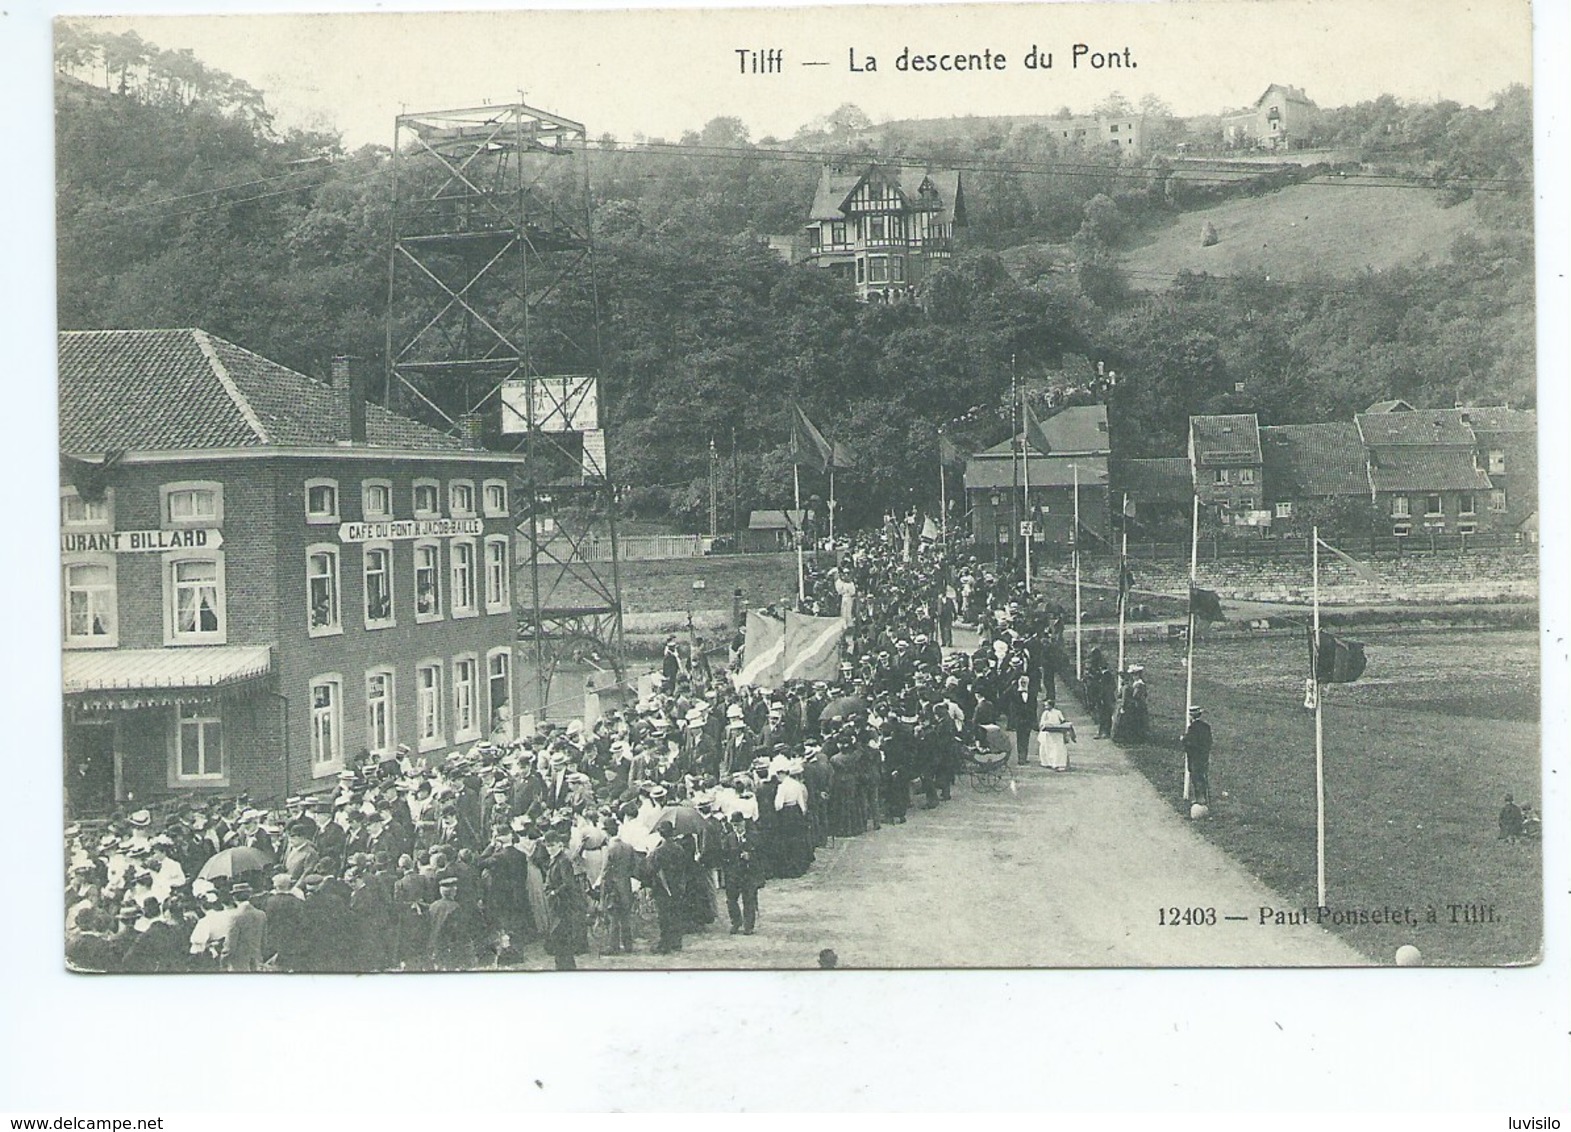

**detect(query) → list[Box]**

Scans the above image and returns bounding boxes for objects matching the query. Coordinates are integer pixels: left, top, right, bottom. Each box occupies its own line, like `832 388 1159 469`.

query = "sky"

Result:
63 0 1534 150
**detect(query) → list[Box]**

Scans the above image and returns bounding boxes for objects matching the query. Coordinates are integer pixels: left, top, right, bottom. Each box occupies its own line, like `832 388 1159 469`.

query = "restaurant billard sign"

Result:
61 529 224 554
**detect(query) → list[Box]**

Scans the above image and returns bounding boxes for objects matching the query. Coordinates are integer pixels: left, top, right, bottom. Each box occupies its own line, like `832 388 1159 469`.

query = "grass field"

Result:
1116 627 1541 965
1119 179 1481 287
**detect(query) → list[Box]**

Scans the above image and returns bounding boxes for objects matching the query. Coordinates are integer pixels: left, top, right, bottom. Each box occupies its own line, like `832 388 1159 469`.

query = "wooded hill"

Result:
55 29 1534 533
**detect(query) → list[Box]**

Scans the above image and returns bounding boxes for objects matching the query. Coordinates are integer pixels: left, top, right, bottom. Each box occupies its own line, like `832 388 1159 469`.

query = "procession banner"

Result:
781 610 846 683
736 610 786 689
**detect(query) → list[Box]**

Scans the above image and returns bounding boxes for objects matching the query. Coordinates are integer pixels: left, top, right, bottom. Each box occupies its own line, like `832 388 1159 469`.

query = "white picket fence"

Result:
572 534 711 562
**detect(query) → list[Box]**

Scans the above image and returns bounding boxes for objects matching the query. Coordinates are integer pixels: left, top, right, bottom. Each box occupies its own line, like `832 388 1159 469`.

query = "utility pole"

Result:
708 436 719 539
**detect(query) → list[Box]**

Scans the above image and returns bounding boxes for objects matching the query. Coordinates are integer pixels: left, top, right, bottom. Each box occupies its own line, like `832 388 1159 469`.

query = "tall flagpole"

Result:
828 467 836 543
1010 356 1021 573
1116 492 1130 675
1073 462 1083 677
794 459 805 603
1313 525 1327 908
1022 384 1033 594
1183 493 1199 800
938 439 948 546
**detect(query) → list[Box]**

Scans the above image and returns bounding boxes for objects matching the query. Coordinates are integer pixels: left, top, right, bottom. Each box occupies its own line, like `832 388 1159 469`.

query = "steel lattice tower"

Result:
385 101 624 718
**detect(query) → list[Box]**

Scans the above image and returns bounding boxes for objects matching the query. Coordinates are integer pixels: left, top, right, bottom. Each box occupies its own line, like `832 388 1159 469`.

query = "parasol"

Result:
655 804 706 837
196 845 271 880
819 695 867 725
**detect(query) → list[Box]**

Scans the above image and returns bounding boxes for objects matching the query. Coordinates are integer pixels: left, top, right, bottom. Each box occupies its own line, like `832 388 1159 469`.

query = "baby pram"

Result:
966 725 1013 792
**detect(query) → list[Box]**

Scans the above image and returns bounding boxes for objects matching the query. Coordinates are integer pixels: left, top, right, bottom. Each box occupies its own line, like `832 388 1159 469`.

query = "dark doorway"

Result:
67 722 117 816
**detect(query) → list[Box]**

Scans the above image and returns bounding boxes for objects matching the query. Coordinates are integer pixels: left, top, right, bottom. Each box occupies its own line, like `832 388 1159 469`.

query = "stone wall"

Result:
1068 548 1538 606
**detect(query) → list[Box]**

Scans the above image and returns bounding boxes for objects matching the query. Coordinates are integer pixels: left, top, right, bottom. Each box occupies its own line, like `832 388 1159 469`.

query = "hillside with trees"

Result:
54 27 1534 533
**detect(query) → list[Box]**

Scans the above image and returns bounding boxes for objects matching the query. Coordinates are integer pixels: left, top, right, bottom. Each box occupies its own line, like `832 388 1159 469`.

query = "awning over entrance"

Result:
63 645 273 710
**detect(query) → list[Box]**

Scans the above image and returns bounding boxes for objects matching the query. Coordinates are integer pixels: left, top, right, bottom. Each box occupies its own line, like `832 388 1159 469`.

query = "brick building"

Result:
963 404 1112 560
60 329 523 815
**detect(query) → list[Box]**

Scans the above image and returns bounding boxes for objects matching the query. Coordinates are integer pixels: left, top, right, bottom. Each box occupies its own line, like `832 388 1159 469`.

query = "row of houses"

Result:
962 399 1536 557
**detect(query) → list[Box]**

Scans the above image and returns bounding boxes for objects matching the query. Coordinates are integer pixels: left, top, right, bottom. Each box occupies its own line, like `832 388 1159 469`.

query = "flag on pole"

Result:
1316 536 1385 589
1022 402 1052 456
1189 585 1226 622
831 439 856 470
790 402 834 472
938 435 966 468
1313 629 1368 683
920 516 939 542
781 611 846 683
736 610 786 689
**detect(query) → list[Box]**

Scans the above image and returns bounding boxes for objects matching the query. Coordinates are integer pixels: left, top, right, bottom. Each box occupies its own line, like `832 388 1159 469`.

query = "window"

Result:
1391 495 1411 518
1238 497 1255 512
413 479 441 518
1458 521 1478 535
1490 490 1508 513
64 561 116 647
309 676 343 775
1109 123 1120 133
366 669 395 758
414 540 442 620
1213 469 1230 485
868 255 889 284
305 478 339 524
363 544 394 628
1458 492 1476 516
808 227 821 249
487 647 512 740
1238 468 1256 485
306 544 342 635
61 490 111 528
174 704 224 782
1393 522 1412 537
450 539 478 617
891 255 905 283
870 215 886 240
163 482 223 527
1274 501 1294 519
416 661 444 751
483 479 509 518
449 480 476 517
1488 449 1506 475
362 480 393 519
167 556 225 644
452 654 479 742
832 222 846 245
1424 494 1444 517
855 258 865 284
484 536 510 613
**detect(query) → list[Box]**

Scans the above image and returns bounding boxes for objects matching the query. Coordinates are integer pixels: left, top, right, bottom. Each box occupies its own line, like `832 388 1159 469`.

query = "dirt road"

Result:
541 694 1364 971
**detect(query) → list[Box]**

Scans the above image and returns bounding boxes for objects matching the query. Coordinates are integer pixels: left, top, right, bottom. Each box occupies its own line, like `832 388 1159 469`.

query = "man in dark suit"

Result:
478 821 536 952
598 817 638 955
254 873 307 971
642 820 688 954
427 874 476 970
543 830 589 970
719 812 764 935
221 883 268 972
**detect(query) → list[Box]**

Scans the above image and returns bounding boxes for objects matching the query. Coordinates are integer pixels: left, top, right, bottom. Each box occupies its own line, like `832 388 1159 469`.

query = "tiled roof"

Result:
1190 414 1261 465
1110 457 1193 502
1367 448 1494 493
1259 423 1369 497
1431 406 1536 434
1364 399 1413 414
965 455 1108 491
975 405 1112 459
808 168 863 221
1355 411 1476 448
59 329 466 454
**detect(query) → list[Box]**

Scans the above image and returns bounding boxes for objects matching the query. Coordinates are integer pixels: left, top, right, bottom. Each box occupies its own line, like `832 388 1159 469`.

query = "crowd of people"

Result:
65 526 1098 974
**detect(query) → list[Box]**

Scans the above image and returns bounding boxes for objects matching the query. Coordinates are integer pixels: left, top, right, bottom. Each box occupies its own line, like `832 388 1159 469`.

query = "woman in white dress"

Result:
1036 699 1075 771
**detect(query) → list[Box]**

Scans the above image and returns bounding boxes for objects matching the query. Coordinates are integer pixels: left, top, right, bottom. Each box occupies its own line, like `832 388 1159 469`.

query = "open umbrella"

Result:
196 845 271 881
655 804 706 837
819 695 867 725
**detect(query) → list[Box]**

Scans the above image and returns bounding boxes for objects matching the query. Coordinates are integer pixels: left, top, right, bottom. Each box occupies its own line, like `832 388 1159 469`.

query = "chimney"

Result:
332 355 368 445
457 412 486 450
